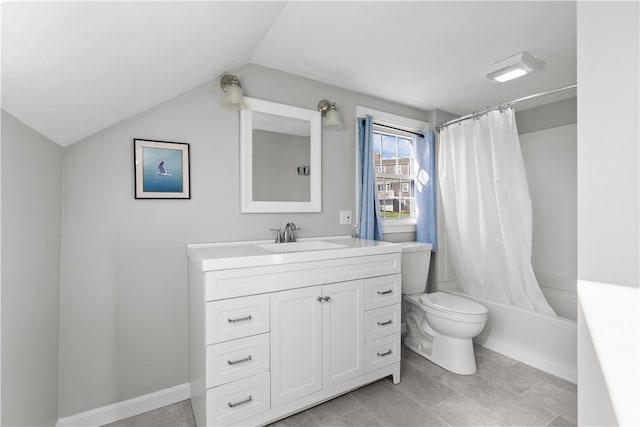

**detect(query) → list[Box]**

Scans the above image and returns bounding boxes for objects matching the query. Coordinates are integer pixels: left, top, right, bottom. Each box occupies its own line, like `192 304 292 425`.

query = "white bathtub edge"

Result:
476 335 577 383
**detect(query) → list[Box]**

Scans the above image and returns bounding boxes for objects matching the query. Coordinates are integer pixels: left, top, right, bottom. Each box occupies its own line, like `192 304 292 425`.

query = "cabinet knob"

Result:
317 296 323 303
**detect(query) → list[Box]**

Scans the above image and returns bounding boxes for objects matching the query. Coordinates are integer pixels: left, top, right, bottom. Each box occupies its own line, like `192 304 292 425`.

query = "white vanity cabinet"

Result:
187 237 401 427
271 280 365 407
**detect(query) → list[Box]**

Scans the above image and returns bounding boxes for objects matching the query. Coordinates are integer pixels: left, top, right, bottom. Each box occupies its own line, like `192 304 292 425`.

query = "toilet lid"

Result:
419 292 488 316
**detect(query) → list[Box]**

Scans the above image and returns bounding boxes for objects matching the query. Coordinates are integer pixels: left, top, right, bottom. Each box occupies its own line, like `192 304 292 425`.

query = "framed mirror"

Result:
240 97 322 213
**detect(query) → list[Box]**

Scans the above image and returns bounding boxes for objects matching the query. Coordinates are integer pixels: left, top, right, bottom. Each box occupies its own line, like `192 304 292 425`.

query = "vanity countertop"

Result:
187 236 400 271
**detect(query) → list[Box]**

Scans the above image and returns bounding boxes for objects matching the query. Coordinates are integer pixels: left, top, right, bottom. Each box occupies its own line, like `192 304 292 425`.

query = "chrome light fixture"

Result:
317 99 343 129
486 51 545 83
220 74 246 110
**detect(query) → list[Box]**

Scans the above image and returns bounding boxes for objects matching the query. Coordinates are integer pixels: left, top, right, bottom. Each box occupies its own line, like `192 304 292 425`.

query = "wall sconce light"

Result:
486 51 545 83
220 74 246 110
317 99 343 129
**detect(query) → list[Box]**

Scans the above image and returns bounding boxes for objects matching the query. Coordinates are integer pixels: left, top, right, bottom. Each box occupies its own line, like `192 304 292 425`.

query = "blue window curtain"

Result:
357 115 383 241
413 129 437 250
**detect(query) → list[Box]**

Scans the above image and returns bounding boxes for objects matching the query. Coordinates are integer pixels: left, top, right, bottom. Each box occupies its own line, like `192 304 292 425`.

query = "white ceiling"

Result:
2 1 576 147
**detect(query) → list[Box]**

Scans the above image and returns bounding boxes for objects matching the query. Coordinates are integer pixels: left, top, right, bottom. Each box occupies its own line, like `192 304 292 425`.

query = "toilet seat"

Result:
419 292 488 316
403 293 487 324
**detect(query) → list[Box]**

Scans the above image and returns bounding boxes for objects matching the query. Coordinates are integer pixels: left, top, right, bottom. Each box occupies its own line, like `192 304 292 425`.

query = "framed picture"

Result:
133 139 190 199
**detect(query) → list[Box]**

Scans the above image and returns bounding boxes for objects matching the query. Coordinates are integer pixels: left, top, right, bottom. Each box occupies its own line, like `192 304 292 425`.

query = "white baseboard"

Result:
56 383 190 427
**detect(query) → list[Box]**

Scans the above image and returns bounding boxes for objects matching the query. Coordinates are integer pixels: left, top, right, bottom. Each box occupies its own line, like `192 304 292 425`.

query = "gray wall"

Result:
430 109 459 292
1 110 62 426
515 96 577 135
252 130 310 202
520 122 577 319
429 110 459 292
518 97 578 314
577 2 638 288
58 63 428 416
577 3 639 425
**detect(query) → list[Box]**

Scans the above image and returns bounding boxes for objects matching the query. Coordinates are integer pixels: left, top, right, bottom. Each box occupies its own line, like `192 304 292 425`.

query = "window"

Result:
372 126 415 220
356 106 428 233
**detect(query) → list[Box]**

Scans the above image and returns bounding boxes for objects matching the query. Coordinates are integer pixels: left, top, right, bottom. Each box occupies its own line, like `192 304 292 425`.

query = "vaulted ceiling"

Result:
2 1 576 146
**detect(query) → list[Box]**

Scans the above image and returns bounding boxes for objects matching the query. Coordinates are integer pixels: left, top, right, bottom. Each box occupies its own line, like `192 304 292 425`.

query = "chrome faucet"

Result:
270 223 300 243
282 222 299 243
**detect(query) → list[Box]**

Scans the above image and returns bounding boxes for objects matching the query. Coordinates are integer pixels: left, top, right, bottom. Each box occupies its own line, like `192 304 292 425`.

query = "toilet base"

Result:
404 306 479 375
404 335 477 375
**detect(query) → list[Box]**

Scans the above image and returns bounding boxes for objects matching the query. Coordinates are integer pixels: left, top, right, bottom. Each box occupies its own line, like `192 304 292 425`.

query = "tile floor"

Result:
103 346 577 427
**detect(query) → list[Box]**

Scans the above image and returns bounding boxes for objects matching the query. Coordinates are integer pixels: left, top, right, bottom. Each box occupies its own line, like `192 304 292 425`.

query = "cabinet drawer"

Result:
364 304 401 342
206 372 270 426
364 274 401 309
365 334 401 372
205 253 401 301
206 333 269 388
206 294 269 344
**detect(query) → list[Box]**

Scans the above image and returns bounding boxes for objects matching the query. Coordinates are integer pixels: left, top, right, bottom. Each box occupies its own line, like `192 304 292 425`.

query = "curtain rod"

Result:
435 83 577 132
362 120 424 138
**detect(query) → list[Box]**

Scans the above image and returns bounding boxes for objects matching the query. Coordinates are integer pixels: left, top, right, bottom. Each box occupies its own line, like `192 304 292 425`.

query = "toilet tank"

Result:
400 242 433 295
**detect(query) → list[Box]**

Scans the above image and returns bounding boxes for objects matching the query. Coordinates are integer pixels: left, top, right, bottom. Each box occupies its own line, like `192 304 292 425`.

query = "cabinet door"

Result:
322 280 365 388
270 286 323 407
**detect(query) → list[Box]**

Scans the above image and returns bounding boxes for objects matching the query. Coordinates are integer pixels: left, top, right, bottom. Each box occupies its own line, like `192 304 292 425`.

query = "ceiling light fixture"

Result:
317 99 343 129
486 51 545 83
220 74 246 110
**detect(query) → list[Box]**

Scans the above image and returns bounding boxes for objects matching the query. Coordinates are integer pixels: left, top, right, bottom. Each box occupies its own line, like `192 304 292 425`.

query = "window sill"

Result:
381 221 416 234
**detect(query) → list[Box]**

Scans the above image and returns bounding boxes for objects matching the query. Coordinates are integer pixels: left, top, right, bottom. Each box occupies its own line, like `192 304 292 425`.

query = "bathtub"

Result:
438 281 577 384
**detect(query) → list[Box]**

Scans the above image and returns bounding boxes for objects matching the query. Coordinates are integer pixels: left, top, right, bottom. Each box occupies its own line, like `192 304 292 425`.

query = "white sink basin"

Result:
256 240 348 253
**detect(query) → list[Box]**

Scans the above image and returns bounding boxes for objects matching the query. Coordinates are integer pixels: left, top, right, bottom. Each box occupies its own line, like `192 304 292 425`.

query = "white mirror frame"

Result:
240 97 322 213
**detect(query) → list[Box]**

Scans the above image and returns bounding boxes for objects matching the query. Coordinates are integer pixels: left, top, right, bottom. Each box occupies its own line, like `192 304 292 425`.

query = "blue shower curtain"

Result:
357 115 383 241
413 130 437 249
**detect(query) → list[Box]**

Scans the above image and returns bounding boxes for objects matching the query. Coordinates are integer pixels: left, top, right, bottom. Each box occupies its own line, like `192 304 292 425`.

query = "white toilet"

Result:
401 242 488 375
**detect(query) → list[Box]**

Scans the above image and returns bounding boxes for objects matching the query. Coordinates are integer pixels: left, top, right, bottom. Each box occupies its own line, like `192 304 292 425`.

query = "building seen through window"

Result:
372 127 415 219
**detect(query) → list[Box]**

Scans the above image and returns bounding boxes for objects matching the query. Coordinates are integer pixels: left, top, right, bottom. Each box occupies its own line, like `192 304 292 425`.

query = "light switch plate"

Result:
340 210 352 225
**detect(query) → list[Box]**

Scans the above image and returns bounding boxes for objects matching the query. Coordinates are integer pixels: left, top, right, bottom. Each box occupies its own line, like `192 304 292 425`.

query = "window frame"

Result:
355 107 429 235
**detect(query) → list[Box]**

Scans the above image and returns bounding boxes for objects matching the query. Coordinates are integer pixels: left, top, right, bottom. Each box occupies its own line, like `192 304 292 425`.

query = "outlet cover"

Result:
340 210 352 225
